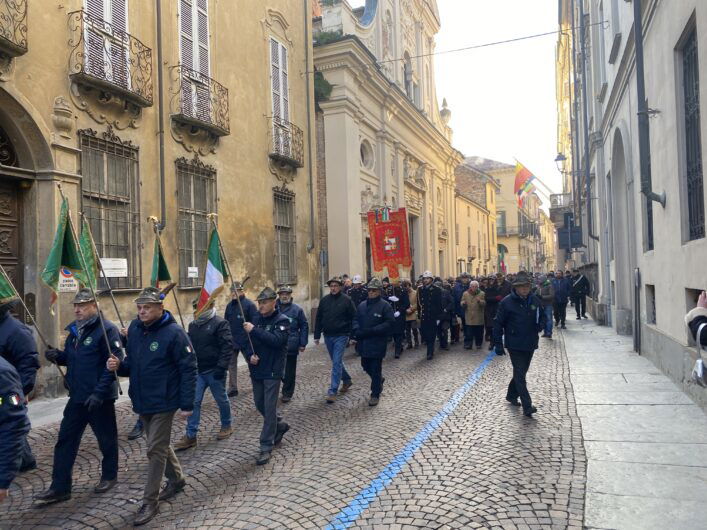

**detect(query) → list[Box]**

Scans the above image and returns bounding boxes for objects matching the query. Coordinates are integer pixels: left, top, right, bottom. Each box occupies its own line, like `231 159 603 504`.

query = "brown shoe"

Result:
340 381 353 394
216 426 233 440
368 396 380 407
133 503 159 526
174 435 197 451
326 393 336 404
94 478 117 493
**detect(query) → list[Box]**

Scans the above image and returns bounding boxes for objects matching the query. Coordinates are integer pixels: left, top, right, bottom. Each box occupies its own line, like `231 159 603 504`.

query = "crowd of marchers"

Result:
3 266 706 526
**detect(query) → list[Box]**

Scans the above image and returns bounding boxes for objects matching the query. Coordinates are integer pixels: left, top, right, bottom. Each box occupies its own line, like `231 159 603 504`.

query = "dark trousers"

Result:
360 357 383 397
506 350 535 413
437 320 450 349
282 354 298 398
405 321 419 346
574 295 586 318
252 378 284 452
485 325 494 344
51 398 118 493
420 320 437 358
553 302 568 325
464 325 485 347
20 434 35 468
392 333 404 356
450 317 460 342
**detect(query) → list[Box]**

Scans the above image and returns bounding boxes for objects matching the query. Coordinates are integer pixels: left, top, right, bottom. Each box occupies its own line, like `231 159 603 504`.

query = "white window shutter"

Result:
85 0 106 78
270 38 281 120
108 0 128 88
280 45 289 123
180 0 194 71
196 1 209 76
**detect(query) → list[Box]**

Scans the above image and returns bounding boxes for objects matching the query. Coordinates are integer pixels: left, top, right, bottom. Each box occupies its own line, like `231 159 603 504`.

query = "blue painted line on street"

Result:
325 350 497 530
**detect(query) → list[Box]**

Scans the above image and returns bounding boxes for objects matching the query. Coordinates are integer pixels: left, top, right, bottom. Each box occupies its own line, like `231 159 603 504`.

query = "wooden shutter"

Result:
270 38 290 154
86 0 105 77
195 0 210 121
109 0 128 88
180 0 194 116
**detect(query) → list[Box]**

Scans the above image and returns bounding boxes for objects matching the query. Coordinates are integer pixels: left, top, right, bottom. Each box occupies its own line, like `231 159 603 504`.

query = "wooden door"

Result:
0 178 22 305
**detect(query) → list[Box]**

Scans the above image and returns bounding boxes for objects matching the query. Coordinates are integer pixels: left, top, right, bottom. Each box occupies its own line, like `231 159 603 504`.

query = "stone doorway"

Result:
0 178 23 301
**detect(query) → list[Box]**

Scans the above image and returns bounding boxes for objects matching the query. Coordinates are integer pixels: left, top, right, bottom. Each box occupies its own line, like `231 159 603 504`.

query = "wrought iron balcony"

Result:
0 0 27 58
68 10 153 108
549 192 573 226
268 117 304 168
171 65 230 137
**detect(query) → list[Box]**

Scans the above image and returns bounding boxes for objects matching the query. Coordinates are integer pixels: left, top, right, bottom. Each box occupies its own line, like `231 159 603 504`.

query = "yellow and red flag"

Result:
514 161 537 207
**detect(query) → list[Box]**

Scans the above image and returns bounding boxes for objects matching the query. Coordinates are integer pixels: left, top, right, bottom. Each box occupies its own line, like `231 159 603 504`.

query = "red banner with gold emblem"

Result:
367 208 412 280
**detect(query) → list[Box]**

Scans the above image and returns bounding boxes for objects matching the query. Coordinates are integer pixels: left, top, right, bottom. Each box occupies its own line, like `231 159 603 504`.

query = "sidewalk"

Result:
560 318 707 530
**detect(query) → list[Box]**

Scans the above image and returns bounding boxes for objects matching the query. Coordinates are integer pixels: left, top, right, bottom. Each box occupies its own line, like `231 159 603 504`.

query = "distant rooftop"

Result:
464 156 514 172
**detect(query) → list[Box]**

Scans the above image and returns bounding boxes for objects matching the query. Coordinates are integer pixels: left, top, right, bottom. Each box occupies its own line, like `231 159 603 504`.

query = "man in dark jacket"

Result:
35 289 123 504
570 269 591 320
174 299 234 451
385 280 410 359
452 273 471 343
348 275 368 308
538 274 555 338
224 282 259 397
352 278 395 406
314 277 356 403
484 276 502 348
0 356 30 504
552 270 570 329
107 287 196 526
493 272 546 417
417 271 442 360
276 285 309 402
243 287 291 465
0 300 39 473
437 280 454 351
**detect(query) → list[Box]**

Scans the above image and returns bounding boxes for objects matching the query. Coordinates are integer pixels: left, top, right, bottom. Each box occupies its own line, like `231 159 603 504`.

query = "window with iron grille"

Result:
176 157 216 287
682 28 704 240
274 189 297 284
79 128 141 289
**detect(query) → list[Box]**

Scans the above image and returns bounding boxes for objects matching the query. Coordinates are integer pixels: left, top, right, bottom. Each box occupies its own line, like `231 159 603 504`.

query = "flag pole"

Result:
150 219 186 327
207 213 257 357
57 184 122 394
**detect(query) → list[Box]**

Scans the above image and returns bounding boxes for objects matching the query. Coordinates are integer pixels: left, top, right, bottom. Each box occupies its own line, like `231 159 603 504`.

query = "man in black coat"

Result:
243 287 291 465
417 271 442 360
493 272 546 417
385 281 410 359
36 289 123 504
174 298 234 451
224 282 259 397
437 280 454 351
347 275 368 308
484 276 502 348
0 356 30 504
0 300 39 472
107 287 196 526
570 269 591 320
352 278 395 406
276 285 309 403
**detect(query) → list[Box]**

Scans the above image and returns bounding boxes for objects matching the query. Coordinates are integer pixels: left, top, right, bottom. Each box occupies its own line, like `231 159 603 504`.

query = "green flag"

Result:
150 238 172 286
0 269 19 305
80 217 100 290
41 197 87 306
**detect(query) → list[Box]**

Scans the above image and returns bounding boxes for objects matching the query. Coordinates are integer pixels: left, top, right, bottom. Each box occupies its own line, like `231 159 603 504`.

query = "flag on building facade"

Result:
40 197 87 308
79 217 100 290
150 237 172 287
195 227 228 316
514 161 537 207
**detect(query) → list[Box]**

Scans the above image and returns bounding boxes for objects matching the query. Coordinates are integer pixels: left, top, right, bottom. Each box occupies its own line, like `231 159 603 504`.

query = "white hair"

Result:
470 281 480 288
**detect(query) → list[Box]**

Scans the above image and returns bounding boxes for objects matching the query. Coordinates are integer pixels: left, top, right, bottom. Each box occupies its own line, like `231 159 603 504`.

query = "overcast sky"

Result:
349 0 562 202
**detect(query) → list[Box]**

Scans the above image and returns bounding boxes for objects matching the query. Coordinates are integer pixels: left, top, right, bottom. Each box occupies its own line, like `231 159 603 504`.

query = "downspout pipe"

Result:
155 0 167 232
569 0 582 234
304 0 316 253
633 0 666 208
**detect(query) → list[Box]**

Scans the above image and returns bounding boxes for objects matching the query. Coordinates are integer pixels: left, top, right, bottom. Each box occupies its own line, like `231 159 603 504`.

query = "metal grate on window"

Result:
273 188 297 285
683 29 704 240
79 127 141 289
176 156 216 287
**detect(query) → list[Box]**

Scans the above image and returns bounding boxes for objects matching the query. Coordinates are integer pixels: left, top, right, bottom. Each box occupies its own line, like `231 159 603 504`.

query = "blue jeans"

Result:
544 305 554 336
186 371 232 438
324 335 351 396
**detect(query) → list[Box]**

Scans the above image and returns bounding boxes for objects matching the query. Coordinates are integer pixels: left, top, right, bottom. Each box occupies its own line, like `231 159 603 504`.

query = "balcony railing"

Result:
550 193 572 208
171 65 230 137
269 117 304 168
0 0 27 58
68 10 153 108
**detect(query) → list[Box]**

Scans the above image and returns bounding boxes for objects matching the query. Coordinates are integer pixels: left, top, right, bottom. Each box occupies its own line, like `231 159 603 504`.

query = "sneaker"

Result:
158 478 186 501
274 423 290 445
326 394 336 404
368 396 380 406
216 426 233 440
227 389 239 398
340 381 353 394
256 451 271 465
174 435 197 451
133 503 159 526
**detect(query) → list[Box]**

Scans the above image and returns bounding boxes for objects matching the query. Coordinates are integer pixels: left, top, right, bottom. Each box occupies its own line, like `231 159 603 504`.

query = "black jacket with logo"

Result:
244 309 290 380
493 290 546 352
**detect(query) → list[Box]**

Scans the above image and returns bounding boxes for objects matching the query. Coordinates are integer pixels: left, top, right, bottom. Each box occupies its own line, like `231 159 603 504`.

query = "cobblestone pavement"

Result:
2 333 586 529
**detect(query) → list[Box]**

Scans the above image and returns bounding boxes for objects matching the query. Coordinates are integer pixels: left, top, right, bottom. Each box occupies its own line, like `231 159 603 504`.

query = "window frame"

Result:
273 188 297 285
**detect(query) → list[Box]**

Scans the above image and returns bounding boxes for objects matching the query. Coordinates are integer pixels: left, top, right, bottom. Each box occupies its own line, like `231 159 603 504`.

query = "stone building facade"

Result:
0 0 320 396
313 0 462 280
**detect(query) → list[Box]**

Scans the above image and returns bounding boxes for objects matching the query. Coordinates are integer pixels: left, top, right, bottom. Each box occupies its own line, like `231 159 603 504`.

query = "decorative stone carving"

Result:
261 8 294 46
0 55 15 83
69 81 141 130
51 97 75 140
268 157 297 185
361 185 381 213
170 120 218 156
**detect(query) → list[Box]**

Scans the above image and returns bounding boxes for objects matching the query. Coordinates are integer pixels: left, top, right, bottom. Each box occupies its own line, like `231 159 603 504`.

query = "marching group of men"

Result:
0 267 593 525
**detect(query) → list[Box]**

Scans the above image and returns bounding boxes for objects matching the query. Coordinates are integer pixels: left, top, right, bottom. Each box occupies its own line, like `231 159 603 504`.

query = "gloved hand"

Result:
84 393 103 412
213 367 226 380
394 311 401 318
388 296 399 302
45 348 61 363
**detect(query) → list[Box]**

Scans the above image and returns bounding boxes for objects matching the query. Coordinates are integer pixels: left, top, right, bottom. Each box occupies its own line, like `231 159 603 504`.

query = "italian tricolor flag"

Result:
195 227 228 316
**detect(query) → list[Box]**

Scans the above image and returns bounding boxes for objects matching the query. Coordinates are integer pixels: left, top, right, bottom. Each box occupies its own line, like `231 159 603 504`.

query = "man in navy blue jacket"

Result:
0 356 30 504
107 287 196 527
0 300 39 472
353 278 395 406
224 282 258 397
552 270 570 329
243 287 291 465
35 289 123 504
276 285 308 403
493 272 546 417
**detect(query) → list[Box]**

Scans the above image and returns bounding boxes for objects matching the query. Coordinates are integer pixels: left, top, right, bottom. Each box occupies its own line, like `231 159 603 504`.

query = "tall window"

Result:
682 28 704 240
497 211 506 235
177 157 216 287
79 128 141 289
179 0 210 121
274 189 297 284
270 37 291 155
85 0 129 87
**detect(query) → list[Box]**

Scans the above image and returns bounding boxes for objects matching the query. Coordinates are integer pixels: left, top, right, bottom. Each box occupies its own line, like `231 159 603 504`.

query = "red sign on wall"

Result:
367 208 412 279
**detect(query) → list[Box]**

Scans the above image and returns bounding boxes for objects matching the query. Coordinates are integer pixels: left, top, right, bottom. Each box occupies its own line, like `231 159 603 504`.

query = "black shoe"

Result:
227 389 239 398
158 478 186 501
34 488 71 504
274 423 290 446
127 423 144 440
369 396 380 406
561 324 567 329
19 459 37 473
426 354 433 360
576 317 581 320
281 395 291 403
133 503 159 526
523 406 538 417
583 315 589 319
256 451 271 465
94 479 117 493
407 344 413 350
505 397 521 407
394 353 400 359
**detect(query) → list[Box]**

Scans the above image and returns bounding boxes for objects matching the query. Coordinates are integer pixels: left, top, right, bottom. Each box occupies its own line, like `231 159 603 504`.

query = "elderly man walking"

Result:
461 281 486 350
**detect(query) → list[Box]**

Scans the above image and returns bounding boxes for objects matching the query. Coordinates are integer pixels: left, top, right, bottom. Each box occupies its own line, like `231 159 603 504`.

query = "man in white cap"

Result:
347 275 369 308
417 271 442 360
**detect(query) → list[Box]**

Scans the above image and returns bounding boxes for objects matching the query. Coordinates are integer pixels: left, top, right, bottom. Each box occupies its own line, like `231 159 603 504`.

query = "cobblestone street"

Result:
2 328 588 529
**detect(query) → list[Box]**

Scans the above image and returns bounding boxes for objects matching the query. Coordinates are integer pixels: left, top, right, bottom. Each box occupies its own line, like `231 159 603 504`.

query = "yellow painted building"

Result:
0 0 320 397
539 210 559 272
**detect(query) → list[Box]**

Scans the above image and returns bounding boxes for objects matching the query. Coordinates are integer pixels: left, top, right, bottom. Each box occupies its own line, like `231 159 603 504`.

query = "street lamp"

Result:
554 153 567 173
